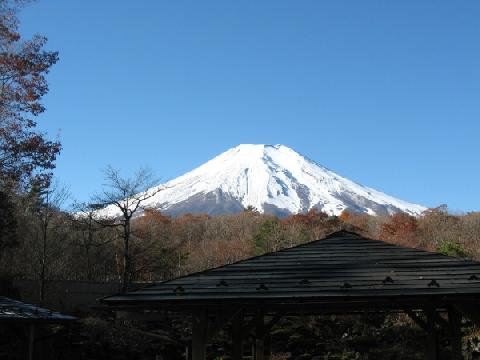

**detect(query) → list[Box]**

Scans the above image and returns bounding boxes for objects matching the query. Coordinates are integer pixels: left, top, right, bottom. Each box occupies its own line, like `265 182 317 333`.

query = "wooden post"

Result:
232 311 244 360
67 324 72 359
449 306 463 360
425 307 439 360
28 324 35 360
192 310 208 360
255 310 265 360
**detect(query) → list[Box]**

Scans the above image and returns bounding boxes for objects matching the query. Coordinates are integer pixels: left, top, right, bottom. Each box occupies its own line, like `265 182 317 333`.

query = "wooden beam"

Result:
264 313 282 360
117 311 170 322
425 307 439 360
255 310 265 360
243 315 257 336
241 311 283 338
192 310 208 360
264 332 272 360
448 306 463 360
232 311 244 360
129 327 179 344
207 308 241 342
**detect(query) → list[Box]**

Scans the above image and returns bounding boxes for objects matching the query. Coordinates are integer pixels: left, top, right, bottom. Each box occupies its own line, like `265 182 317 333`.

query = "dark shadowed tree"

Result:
0 189 17 257
0 0 60 189
92 166 161 292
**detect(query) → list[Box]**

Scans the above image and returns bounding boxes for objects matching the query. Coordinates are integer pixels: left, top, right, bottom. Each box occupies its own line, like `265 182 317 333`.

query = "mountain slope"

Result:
103 144 426 217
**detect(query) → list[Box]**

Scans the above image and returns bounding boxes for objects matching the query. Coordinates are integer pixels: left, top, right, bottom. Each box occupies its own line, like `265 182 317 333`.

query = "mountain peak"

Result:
103 144 426 218
225 143 288 156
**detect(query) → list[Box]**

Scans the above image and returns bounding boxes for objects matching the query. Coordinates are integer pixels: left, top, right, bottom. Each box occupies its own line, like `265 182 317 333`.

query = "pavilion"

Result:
0 296 76 359
101 230 480 360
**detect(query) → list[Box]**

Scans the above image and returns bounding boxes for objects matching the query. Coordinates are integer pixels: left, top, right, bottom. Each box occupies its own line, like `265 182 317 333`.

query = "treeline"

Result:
1 197 480 298
1 203 340 285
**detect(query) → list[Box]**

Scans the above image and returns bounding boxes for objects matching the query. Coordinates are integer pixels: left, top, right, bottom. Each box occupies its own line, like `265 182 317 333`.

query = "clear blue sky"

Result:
19 0 480 212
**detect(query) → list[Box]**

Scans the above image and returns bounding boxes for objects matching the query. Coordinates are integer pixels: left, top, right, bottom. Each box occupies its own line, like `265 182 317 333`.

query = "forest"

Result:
2 200 480 294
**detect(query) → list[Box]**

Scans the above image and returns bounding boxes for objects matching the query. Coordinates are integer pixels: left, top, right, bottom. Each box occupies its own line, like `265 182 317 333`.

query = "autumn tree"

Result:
285 209 341 240
338 210 383 236
0 0 60 189
93 166 161 292
460 212 480 257
253 217 287 253
131 209 181 281
379 212 419 247
170 213 208 273
417 205 466 253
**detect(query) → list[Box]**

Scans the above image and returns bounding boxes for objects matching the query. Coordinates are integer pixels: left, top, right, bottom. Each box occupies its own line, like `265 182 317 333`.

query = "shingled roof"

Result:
101 231 480 309
0 297 76 323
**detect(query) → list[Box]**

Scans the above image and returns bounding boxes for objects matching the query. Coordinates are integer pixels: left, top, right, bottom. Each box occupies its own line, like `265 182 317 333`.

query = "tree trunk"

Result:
232 311 243 360
255 310 265 360
85 245 92 281
192 310 207 360
85 217 93 281
39 215 48 304
122 219 130 293
425 307 439 360
28 324 35 360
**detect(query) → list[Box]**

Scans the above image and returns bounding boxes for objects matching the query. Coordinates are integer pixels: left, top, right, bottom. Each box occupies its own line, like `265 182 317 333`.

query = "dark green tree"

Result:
0 189 17 256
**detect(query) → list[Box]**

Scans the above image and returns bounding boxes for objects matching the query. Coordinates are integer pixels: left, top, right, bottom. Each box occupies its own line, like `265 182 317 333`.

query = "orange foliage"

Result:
379 213 419 247
134 209 171 240
339 210 350 222
337 210 372 235
284 208 328 227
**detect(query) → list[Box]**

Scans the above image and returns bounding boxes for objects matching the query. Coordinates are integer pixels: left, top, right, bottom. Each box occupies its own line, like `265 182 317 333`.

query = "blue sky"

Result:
18 0 479 212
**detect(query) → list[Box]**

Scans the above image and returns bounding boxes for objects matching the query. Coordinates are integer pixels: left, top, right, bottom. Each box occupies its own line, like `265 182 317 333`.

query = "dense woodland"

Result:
1 201 480 288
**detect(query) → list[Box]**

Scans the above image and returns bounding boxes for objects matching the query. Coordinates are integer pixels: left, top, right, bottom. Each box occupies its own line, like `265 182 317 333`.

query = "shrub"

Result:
437 240 469 258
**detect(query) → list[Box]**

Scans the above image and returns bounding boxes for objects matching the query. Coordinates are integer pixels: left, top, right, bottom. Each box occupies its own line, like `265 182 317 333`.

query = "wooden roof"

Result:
101 231 480 311
0 297 76 323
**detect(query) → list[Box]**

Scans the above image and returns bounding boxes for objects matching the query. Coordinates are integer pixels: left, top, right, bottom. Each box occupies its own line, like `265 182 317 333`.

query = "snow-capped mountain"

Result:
102 144 426 217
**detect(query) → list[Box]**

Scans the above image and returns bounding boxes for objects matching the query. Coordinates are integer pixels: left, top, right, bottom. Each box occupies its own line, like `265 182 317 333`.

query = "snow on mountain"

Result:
101 144 426 217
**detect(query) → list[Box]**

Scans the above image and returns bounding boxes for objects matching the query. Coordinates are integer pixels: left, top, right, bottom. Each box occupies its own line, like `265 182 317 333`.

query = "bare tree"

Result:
70 202 115 280
33 180 70 303
92 166 161 292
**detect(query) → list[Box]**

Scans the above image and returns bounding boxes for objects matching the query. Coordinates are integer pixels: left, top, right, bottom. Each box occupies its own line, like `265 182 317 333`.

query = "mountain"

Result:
102 144 426 217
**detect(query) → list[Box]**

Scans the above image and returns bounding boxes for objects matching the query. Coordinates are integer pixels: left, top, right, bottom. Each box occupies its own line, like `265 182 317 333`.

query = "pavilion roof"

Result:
101 231 480 310
0 297 76 323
